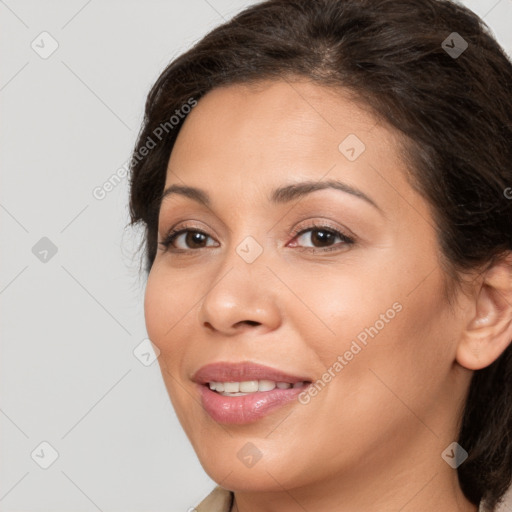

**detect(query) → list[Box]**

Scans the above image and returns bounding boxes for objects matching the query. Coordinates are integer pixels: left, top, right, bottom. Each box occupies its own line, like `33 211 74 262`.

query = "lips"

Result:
192 361 312 385
191 361 314 424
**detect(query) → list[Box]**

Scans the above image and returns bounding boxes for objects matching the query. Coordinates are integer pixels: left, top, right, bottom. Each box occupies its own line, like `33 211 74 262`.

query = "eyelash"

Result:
158 222 356 254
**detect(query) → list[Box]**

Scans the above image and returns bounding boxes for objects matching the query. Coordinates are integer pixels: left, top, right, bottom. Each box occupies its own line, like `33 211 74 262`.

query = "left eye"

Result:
290 226 355 251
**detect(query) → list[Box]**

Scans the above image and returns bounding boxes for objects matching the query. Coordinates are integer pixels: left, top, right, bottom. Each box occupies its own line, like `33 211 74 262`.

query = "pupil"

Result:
313 230 333 247
188 232 206 247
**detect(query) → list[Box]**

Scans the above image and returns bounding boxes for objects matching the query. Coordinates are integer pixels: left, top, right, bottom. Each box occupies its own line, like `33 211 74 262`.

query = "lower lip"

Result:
198 383 310 425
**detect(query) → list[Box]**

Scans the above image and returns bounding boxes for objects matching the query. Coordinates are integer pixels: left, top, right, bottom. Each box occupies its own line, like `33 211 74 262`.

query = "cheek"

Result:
143 266 187 358
297 258 452 399
290 267 400 357
143 267 198 414
287 272 451 455
143 271 164 347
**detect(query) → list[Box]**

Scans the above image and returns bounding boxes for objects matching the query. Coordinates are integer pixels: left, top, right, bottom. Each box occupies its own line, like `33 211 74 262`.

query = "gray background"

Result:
1 1 511 510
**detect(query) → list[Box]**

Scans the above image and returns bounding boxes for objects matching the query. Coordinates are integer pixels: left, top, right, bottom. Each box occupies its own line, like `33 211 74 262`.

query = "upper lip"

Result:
192 361 312 385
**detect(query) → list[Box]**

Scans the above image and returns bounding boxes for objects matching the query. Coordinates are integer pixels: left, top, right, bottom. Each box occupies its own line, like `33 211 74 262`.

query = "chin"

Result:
194 441 316 493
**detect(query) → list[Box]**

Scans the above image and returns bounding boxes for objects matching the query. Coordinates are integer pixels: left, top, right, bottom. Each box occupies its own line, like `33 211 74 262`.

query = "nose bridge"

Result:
215 218 270 279
198 231 281 333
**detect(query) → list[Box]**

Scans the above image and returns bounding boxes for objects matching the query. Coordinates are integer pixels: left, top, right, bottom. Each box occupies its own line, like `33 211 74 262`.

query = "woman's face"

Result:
144 79 473 495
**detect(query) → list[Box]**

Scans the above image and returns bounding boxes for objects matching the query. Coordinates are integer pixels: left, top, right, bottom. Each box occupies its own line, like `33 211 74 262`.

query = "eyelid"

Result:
160 216 355 240
159 220 216 241
287 218 357 242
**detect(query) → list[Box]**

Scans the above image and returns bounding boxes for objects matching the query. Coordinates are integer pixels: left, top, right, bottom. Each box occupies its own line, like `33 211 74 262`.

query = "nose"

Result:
198 252 282 336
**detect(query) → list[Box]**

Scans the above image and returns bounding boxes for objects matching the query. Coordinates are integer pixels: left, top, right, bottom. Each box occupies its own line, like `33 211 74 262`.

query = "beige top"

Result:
194 485 486 512
195 485 233 512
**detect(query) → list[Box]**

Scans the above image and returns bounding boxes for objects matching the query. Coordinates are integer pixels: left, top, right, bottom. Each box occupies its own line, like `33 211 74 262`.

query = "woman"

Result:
128 0 512 510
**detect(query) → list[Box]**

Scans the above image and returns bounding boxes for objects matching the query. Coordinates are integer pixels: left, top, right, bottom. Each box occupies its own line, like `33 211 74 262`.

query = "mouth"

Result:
192 360 312 388
192 361 313 424
206 379 310 396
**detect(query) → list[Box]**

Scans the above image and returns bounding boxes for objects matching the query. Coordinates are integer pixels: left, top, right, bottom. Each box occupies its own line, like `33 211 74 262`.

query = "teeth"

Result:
240 380 259 392
208 380 307 394
259 379 276 392
223 382 239 393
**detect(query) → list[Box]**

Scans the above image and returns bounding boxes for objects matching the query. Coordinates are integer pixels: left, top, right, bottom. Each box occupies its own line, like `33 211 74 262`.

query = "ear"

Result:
456 252 512 370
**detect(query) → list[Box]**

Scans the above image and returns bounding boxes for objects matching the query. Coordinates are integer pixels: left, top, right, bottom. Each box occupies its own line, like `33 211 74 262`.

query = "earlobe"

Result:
456 252 512 371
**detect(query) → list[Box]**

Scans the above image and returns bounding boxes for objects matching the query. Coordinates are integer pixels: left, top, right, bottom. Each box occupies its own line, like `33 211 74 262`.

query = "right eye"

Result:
158 228 218 252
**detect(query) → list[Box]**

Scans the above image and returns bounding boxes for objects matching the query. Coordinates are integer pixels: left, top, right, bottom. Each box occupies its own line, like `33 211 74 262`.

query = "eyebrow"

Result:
160 179 382 212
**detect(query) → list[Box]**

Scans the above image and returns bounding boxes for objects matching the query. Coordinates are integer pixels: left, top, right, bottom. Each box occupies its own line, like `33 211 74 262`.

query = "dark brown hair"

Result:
128 0 512 508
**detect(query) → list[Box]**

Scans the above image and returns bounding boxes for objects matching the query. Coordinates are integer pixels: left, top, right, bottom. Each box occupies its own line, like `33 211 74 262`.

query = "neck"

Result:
229 441 478 512
231 477 477 512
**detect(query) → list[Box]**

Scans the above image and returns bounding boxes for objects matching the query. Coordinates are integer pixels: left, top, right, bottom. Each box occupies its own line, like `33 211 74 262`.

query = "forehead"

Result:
170 79 387 163
164 79 416 217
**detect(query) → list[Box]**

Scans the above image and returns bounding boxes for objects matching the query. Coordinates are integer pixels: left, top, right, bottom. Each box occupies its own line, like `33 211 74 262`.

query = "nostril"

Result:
243 320 260 327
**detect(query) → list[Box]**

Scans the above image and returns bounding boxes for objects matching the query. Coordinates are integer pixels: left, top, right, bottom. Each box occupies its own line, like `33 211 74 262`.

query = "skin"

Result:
144 79 512 512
